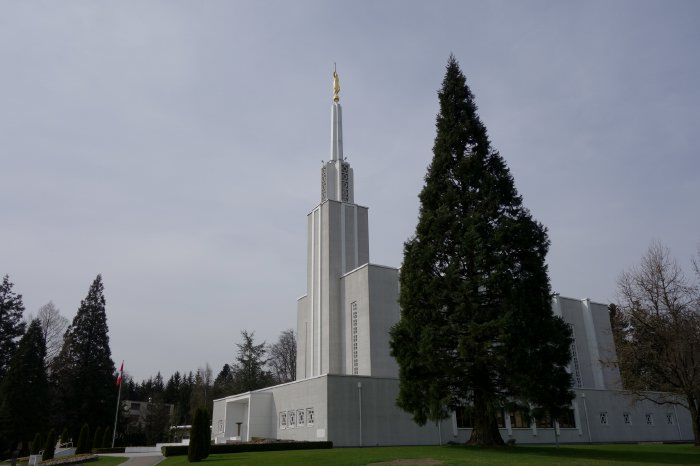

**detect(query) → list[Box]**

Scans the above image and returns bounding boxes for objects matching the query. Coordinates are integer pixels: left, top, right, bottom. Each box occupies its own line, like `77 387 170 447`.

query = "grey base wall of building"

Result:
212 375 694 447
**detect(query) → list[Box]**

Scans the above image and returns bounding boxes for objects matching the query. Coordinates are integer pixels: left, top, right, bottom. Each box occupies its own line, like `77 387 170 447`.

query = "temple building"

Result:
211 72 694 446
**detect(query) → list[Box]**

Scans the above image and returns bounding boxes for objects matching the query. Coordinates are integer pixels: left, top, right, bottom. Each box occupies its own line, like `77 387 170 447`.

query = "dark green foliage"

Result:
390 56 573 446
51 275 116 434
163 441 333 457
93 447 125 454
187 407 209 462
42 429 56 461
0 275 26 379
101 426 111 448
60 428 69 445
144 396 172 445
232 330 274 392
92 426 102 451
76 423 90 454
0 319 49 453
30 432 43 455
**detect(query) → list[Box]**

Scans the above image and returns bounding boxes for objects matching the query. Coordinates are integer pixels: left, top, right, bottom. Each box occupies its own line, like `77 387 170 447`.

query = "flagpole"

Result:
112 361 124 448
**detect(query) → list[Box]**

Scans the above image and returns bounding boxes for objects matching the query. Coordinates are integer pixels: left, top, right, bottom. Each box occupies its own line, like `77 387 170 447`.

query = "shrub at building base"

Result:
60 428 69 446
42 429 57 461
31 432 43 455
91 426 102 452
75 424 90 454
188 408 210 462
101 427 111 448
164 441 333 457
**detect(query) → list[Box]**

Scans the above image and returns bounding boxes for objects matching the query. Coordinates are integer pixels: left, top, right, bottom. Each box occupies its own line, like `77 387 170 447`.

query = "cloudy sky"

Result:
2 1 698 381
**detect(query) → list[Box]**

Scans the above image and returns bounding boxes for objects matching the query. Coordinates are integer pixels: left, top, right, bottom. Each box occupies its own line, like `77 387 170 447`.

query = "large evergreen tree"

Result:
390 56 573 446
52 275 116 434
0 274 26 380
232 330 273 392
0 319 49 454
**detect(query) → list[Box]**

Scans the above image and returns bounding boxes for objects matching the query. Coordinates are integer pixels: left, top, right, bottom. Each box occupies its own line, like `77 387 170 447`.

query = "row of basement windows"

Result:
279 408 315 429
601 411 674 426
455 407 577 429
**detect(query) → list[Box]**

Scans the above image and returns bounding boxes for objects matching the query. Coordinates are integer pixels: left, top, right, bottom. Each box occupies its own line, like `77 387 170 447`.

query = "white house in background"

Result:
211 73 694 446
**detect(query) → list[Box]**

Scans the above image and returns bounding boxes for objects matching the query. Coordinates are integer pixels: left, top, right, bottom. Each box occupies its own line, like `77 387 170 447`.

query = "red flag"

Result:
116 360 124 386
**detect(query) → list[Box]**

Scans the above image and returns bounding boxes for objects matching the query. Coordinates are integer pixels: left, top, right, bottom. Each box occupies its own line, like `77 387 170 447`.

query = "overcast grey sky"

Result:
2 1 698 381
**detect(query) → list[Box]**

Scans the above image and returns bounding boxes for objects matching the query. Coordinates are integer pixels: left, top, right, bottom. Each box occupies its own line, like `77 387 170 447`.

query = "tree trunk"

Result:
466 390 505 446
688 394 700 447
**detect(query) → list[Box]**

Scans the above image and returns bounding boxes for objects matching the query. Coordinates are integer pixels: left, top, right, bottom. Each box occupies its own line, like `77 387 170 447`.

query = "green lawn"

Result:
160 444 699 466
93 457 129 466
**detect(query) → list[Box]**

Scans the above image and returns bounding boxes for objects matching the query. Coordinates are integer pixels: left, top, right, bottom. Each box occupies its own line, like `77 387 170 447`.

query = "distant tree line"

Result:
0 272 296 459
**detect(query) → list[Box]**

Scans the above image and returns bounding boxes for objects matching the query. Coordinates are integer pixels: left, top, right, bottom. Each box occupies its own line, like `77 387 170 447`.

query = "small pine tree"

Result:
92 426 103 451
30 432 43 455
42 429 56 461
75 423 90 454
200 408 210 459
187 408 208 462
60 428 69 446
101 426 112 448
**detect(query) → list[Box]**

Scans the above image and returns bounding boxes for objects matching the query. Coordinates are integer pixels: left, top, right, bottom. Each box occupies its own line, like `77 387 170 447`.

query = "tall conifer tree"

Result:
390 56 573 445
0 274 26 379
52 275 116 434
0 319 48 454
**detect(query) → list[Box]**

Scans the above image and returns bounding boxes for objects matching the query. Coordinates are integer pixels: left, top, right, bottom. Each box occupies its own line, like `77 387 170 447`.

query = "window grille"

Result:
352 302 358 374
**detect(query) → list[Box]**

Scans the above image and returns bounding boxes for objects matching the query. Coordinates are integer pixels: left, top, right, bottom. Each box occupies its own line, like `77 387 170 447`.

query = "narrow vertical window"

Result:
645 413 654 425
600 412 608 425
567 324 582 388
623 413 631 425
307 407 315 427
666 413 674 425
351 301 359 374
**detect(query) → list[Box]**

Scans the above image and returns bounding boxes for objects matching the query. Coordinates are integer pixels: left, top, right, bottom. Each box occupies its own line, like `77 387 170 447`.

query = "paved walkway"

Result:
99 453 165 466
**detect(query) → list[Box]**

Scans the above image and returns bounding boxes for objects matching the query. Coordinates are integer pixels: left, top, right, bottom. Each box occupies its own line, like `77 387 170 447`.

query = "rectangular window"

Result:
567 324 583 388
645 413 654 425
218 420 224 433
289 410 296 428
455 406 505 429
557 409 576 428
510 409 531 428
535 412 554 429
600 412 609 425
280 412 287 429
307 408 315 427
455 406 473 428
623 413 631 425
351 302 359 375
297 409 305 427
666 413 674 425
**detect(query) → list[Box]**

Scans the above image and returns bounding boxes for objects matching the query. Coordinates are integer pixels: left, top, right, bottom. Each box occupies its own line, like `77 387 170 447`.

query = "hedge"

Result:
162 441 333 457
92 447 125 454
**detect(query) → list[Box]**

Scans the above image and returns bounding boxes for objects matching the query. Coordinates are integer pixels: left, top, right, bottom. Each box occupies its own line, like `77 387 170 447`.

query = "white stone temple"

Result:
211 72 694 446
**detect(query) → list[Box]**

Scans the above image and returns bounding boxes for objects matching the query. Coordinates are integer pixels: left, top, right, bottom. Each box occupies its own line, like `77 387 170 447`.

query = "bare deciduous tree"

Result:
30 301 69 364
615 241 700 445
268 329 296 383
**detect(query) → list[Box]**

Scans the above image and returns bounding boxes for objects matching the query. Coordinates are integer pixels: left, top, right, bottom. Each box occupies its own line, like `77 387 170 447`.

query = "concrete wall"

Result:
367 265 400 378
327 375 449 447
301 200 370 379
269 376 329 442
556 296 622 390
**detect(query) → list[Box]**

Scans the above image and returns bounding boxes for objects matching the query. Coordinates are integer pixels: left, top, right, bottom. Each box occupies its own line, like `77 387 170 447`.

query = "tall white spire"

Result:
330 69 343 161
321 67 353 203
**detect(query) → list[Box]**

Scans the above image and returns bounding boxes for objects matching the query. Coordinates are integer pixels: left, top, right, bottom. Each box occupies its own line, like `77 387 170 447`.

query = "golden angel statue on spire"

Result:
333 68 340 103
